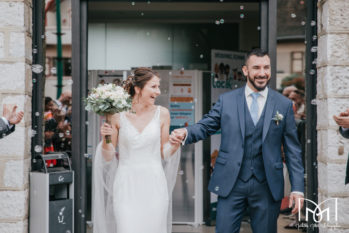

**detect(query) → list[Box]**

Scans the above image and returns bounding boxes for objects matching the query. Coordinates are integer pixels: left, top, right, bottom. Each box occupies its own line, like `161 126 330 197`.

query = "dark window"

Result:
53 58 72 76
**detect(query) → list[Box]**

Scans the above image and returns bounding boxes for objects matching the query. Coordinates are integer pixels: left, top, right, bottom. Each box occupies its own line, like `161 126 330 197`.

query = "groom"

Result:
170 49 304 233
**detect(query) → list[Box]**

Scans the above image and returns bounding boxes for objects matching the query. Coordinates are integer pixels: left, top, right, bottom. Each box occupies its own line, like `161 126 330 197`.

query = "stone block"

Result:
0 126 28 158
25 63 32 94
3 158 30 188
0 2 24 27
25 35 32 61
317 67 325 98
9 32 25 58
0 220 27 233
0 63 26 92
0 32 4 59
0 190 28 219
318 129 349 162
317 66 349 97
318 162 349 194
318 34 349 66
320 0 349 33
24 1 32 35
317 98 348 128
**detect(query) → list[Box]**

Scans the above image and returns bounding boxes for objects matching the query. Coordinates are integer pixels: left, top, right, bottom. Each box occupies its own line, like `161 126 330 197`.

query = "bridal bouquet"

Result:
85 83 132 142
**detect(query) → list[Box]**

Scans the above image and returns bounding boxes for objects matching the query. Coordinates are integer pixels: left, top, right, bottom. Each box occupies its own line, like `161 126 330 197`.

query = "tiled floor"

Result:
87 214 300 233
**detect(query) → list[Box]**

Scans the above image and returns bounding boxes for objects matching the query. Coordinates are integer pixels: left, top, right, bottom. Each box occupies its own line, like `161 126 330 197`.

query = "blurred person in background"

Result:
54 91 72 115
282 85 298 98
282 86 298 115
289 90 305 120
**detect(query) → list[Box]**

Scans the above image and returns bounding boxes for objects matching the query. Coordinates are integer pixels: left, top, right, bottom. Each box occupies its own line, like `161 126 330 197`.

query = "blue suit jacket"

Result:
185 87 304 201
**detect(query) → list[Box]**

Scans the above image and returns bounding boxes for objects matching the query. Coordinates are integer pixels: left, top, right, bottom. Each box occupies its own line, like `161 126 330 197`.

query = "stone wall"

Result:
317 0 349 232
0 0 32 232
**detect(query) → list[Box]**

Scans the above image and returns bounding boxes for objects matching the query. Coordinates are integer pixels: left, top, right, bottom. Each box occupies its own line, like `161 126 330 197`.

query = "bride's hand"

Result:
100 122 116 137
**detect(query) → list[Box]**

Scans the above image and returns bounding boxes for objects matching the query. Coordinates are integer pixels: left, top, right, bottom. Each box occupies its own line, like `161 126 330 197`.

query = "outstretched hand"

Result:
339 109 349 117
3 105 24 125
169 128 187 144
289 193 304 215
333 109 349 128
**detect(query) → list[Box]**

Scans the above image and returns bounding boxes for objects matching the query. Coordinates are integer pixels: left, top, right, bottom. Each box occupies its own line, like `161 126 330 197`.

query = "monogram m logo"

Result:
298 198 338 223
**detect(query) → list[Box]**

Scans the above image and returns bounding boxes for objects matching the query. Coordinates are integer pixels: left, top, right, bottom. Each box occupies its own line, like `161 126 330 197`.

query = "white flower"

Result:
85 83 132 115
272 111 284 125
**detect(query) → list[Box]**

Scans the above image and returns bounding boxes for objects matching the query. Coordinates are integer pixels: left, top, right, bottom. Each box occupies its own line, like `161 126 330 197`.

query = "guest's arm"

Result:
0 117 15 138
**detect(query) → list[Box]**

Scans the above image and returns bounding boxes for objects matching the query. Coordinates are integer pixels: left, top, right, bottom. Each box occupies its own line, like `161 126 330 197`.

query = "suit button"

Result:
250 167 254 170
237 162 241 166
215 186 219 191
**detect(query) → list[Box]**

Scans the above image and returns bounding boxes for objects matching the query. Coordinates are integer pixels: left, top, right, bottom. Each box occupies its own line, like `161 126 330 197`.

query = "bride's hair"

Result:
124 67 159 98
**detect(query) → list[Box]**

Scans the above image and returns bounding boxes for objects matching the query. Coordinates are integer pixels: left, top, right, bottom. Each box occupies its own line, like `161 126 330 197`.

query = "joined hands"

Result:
169 128 187 144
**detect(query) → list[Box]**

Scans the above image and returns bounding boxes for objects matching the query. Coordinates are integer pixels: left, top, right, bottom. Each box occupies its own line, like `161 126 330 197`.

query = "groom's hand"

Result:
169 128 187 144
289 193 304 215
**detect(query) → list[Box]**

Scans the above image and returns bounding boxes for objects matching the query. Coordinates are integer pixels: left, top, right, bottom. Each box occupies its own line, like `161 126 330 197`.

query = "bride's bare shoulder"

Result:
159 106 170 120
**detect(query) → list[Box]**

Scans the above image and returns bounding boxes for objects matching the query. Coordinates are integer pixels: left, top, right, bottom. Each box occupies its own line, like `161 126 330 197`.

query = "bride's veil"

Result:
163 147 181 233
92 142 118 233
92 141 181 233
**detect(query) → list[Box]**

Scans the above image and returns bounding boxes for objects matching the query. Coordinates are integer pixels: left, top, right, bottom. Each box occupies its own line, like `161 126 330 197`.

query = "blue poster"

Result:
169 101 194 128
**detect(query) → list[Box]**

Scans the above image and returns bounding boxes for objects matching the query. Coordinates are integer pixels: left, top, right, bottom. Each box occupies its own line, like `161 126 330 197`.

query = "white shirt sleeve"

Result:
342 127 349 131
1 117 14 129
1 117 9 126
291 191 304 196
181 128 188 146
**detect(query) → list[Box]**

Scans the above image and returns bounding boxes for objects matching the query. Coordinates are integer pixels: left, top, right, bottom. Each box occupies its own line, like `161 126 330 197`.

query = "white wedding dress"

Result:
93 106 180 233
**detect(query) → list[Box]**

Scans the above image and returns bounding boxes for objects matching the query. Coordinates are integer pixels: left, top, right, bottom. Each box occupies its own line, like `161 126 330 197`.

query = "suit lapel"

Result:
262 89 276 142
237 87 245 140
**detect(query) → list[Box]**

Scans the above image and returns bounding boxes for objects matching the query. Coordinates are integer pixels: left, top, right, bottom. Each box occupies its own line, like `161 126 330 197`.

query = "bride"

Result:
93 67 181 233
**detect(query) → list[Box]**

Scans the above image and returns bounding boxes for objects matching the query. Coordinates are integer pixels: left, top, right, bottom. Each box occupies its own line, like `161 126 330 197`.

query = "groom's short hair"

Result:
244 48 269 66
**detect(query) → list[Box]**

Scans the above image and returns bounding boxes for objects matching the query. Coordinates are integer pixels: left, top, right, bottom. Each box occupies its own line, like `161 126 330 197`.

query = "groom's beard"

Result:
247 75 270 91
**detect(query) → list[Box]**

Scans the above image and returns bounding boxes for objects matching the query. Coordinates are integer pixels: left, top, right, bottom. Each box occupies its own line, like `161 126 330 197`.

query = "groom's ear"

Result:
242 65 248 77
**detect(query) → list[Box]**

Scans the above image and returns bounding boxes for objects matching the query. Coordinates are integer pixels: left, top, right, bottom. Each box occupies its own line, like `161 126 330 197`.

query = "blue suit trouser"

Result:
216 176 281 233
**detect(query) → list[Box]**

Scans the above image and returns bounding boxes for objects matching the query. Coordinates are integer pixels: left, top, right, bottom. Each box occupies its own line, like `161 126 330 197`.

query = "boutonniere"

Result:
272 111 284 125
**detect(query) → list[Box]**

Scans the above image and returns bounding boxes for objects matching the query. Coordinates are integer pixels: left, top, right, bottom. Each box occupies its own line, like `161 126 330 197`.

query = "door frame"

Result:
71 1 277 232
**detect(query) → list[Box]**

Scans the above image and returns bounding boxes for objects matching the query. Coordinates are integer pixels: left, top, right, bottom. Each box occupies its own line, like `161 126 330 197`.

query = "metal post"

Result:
260 0 268 51
305 0 318 232
32 0 46 170
55 0 64 99
268 0 277 89
72 0 88 232
260 0 277 90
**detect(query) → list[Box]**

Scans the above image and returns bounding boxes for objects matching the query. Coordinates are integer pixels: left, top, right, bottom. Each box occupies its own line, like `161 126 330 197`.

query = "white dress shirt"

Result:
245 84 268 120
